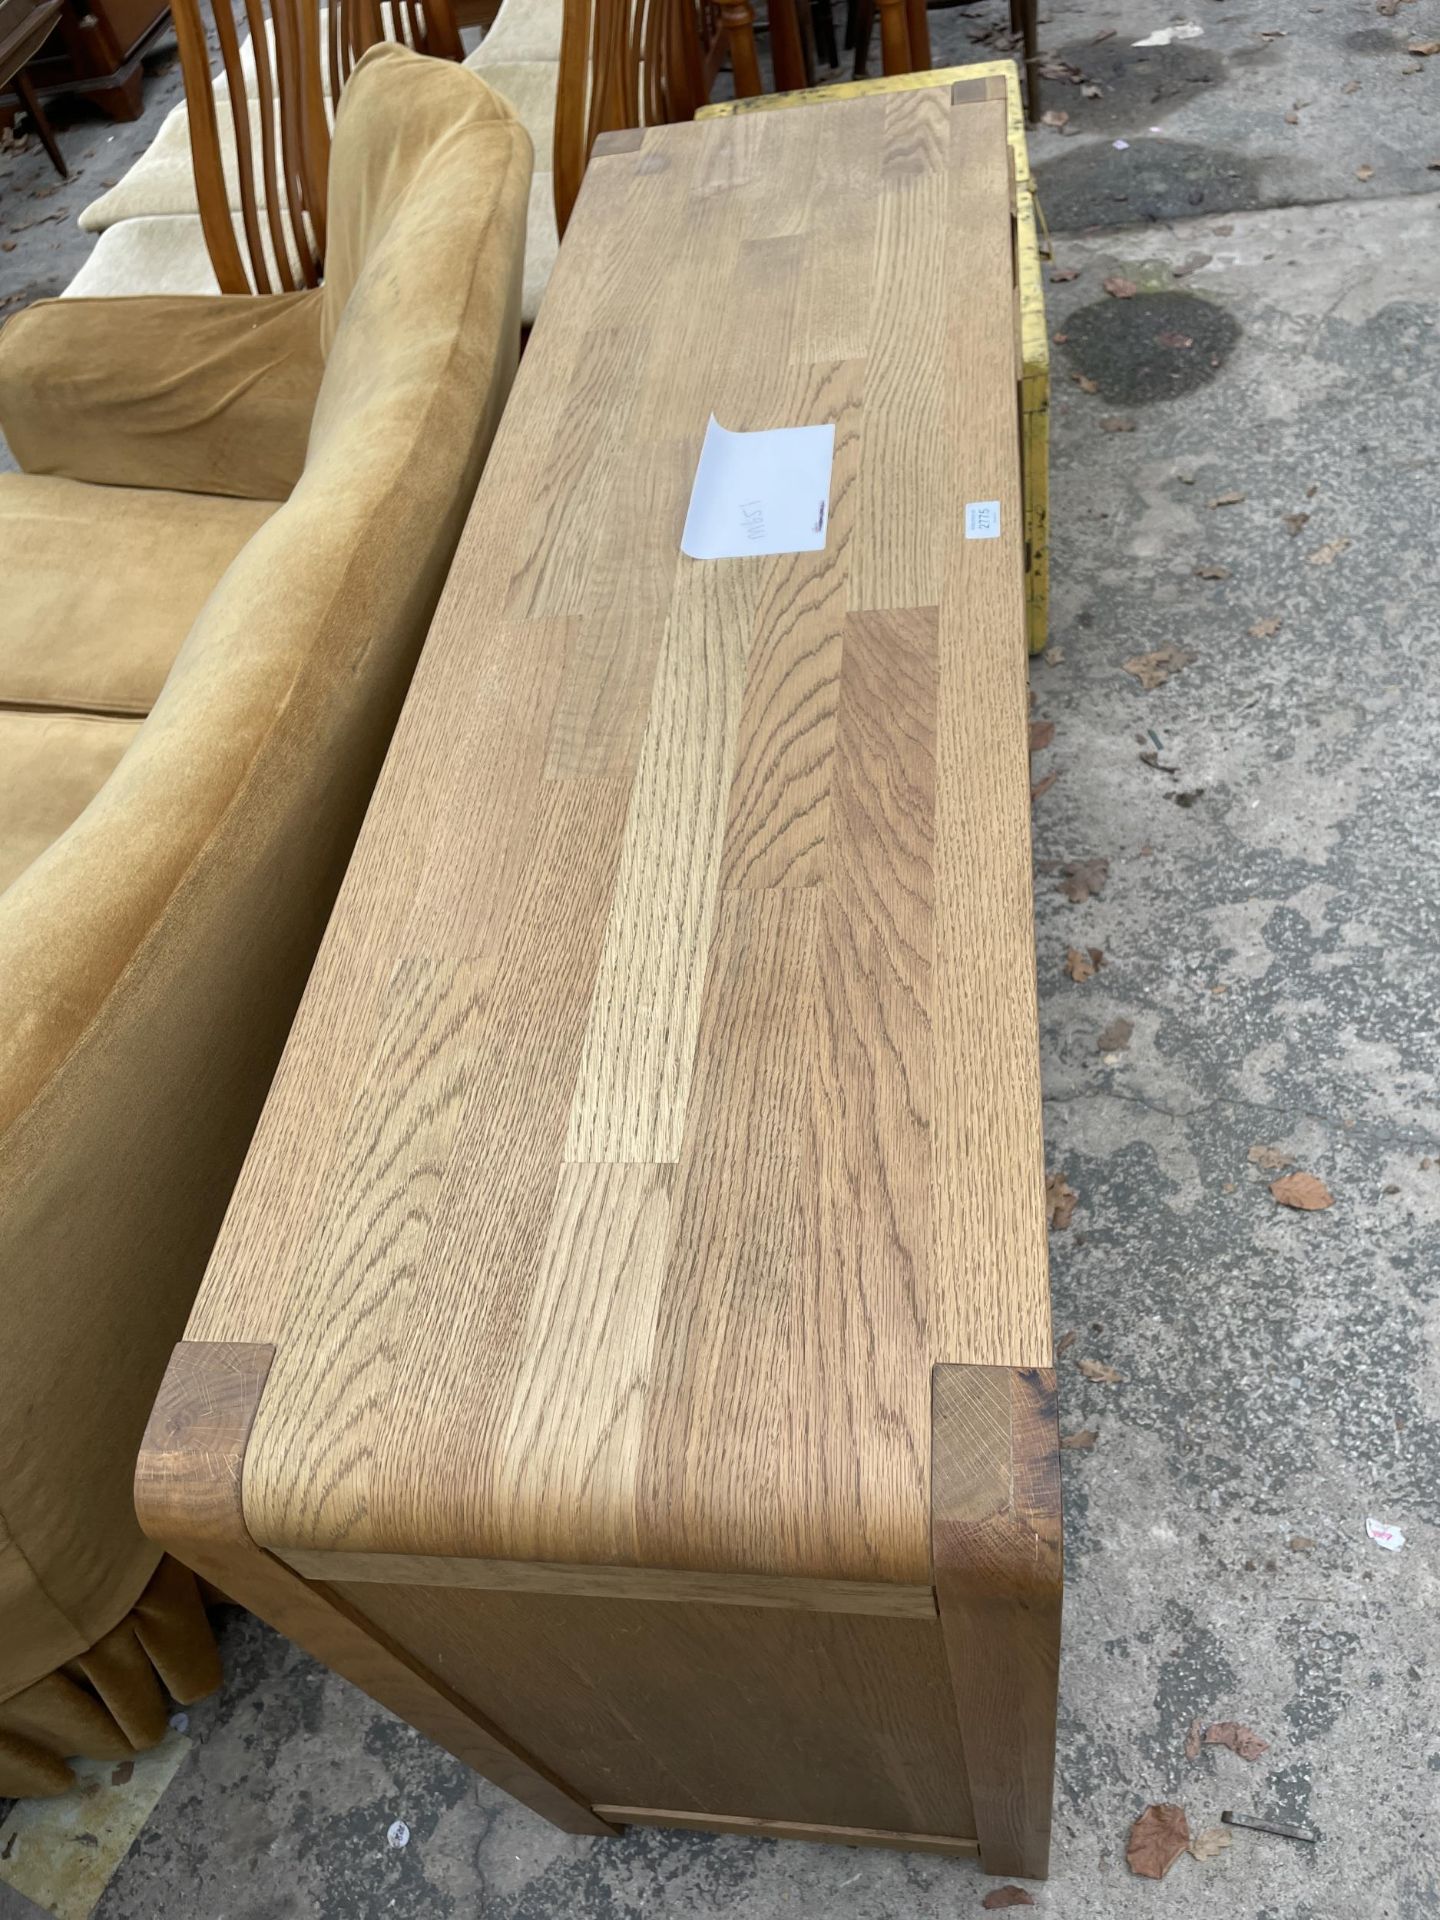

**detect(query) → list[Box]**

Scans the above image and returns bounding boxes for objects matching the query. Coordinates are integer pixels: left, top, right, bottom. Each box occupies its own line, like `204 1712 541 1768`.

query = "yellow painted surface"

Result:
700 64 1051 652
0 1734 192 1920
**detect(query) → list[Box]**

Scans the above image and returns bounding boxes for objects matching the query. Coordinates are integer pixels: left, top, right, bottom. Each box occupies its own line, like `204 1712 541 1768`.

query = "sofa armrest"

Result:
0 290 325 501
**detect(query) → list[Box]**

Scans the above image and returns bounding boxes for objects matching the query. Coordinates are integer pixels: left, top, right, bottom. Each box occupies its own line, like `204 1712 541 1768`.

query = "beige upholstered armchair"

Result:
0 44 531 1795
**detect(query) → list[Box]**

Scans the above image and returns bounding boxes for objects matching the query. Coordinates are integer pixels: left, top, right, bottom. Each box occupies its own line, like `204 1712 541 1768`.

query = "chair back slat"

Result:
556 0 706 236
174 0 462 295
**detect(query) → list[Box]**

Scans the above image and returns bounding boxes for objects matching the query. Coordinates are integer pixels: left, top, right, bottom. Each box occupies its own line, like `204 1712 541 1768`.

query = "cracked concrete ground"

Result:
1 0 1436 1913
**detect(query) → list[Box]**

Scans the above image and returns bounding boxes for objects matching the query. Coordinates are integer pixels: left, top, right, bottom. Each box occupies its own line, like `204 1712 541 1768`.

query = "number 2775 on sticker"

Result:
965 500 1001 539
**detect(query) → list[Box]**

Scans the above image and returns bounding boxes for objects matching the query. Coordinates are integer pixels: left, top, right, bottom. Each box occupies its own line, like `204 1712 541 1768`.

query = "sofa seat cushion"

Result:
0 473 277 716
79 100 273 235
0 712 140 895
63 212 309 302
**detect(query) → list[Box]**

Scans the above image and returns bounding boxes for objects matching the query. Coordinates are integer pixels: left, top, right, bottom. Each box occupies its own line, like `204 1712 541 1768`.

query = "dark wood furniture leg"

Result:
901 0 929 68
932 1364 1062 1880
1011 0 1039 121
767 0 809 93
811 0 837 71
849 0 872 74
874 0 908 73
14 65 67 175
721 0 762 93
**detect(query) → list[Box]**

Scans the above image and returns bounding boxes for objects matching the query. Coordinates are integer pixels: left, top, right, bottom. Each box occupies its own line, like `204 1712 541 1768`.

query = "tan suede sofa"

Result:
0 42 530 1797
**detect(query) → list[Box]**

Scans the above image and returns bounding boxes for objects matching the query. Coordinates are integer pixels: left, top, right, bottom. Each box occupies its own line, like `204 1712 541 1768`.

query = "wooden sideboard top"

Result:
188 89 1050 1589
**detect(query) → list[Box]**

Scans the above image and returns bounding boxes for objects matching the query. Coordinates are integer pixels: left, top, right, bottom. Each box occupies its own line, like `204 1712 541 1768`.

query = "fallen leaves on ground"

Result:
981 1888 1036 1910
1156 329 1193 349
1207 490 1246 507
1308 536 1351 565
1408 38 1440 52
1060 856 1110 902
1072 371 1100 393
1104 274 1138 299
1078 1356 1123 1383
1081 81 1103 97
1050 265 1080 282
1249 616 1283 638
1066 945 1104 981
1056 1328 1078 1355
1194 563 1230 578
1061 1428 1099 1450
1283 510 1310 535
1030 718 1056 752
1097 1016 1133 1052
1206 1722 1270 1761
1184 1718 1205 1762
1031 771 1058 801
1289 1533 1315 1551
1127 1804 1191 1879
1190 1827 1232 1861
1271 1171 1335 1211
1249 1144 1293 1169
1343 76 1361 91
1123 644 1195 690
1046 1171 1079 1230
1356 163 1375 180
1101 416 1137 433
1042 107 1070 128
1284 109 1300 124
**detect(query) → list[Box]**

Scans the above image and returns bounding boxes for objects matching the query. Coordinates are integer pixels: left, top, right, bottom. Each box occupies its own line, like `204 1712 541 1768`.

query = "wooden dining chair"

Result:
554 0 708 234
171 0 463 294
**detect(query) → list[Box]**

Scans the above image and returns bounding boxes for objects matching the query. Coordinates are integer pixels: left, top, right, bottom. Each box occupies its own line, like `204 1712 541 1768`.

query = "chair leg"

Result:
1010 0 1040 122
812 0 838 69
851 0 874 74
14 69 68 179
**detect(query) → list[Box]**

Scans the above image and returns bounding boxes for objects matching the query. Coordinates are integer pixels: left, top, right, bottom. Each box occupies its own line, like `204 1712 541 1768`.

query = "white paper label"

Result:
681 415 836 559
965 500 1002 540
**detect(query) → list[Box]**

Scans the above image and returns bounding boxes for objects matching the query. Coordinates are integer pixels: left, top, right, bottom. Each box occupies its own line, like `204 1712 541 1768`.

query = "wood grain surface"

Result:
134 1343 614 1835
184 91 1049 1590
932 1363 1062 1878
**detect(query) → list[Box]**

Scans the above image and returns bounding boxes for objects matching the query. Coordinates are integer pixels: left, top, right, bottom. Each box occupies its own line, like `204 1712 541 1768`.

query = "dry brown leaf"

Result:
1343 77 1361 91
1050 266 1080 282
1248 1144 1294 1169
1207 490 1246 507
1190 1826 1232 1862
1429 159 1440 169
981 1888 1036 1910
1081 82 1102 97
1249 616 1283 638
1097 1016 1134 1053
1194 563 1230 579
1104 274 1138 299
1055 1328 1078 1356
1060 857 1109 903
1031 771 1059 802
1123 645 1195 690
1408 37 1440 52
1356 163 1375 180
1066 945 1104 982
1072 371 1100 393
1101 416 1137 433
1283 109 1300 123
1206 1721 1270 1761
1127 1804 1191 1880
1029 718 1056 752
1288 1533 1316 1551
1060 1428 1099 1450
1042 107 1070 128
1077 1357 1122 1384
1308 536 1351 565
1271 1171 1335 1211
1156 329 1193 349
1283 510 1310 535
1046 1171 1079 1230
1184 1717 1205 1762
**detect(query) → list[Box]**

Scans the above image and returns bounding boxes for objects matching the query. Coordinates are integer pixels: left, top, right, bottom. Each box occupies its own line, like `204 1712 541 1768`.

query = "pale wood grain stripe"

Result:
564 562 761 1164
851 94 950 613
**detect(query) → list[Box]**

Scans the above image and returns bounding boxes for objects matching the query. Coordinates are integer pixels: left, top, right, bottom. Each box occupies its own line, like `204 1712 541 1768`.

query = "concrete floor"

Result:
2 0 1437 1913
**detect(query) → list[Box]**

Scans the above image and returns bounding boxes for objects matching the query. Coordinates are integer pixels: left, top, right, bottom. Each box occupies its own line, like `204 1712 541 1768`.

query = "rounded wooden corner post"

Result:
135 1341 617 1838
931 1364 1061 1880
